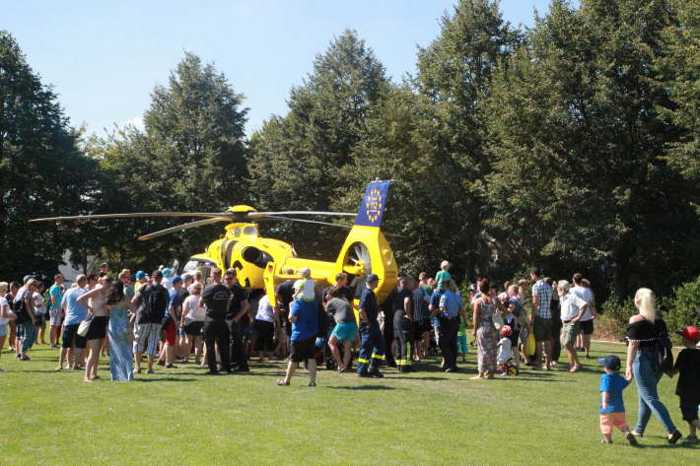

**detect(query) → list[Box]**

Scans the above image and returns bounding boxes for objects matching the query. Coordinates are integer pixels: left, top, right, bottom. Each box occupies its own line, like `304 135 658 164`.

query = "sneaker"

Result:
625 432 639 446
630 430 643 438
369 370 384 378
308 381 316 387
147 369 155 375
234 365 250 373
357 371 370 378
165 364 177 369
684 435 698 445
600 437 612 444
668 430 682 445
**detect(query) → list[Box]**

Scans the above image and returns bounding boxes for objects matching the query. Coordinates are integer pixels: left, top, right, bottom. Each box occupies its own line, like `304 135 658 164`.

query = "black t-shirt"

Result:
136 284 169 324
226 283 249 320
358 287 378 329
275 280 295 310
674 348 700 399
202 283 231 321
626 318 668 349
393 288 413 318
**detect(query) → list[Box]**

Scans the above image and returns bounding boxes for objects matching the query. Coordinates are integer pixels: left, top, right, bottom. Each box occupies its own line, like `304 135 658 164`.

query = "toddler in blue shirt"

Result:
598 355 637 445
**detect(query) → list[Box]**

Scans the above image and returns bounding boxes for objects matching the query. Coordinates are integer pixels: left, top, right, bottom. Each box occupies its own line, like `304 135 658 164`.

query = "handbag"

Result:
77 315 93 337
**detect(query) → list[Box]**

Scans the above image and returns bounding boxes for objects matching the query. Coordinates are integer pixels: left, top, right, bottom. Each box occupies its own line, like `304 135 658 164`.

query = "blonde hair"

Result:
0 281 8 294
634 288 657 321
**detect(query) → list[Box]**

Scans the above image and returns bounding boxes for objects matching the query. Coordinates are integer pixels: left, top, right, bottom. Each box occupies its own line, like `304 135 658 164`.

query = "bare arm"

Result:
404 297 412 322
601 391 610 410
77 287 102 304
625 340 638 381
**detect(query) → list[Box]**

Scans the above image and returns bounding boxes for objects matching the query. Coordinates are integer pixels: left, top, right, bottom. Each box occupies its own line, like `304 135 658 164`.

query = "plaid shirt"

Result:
532 280 553 319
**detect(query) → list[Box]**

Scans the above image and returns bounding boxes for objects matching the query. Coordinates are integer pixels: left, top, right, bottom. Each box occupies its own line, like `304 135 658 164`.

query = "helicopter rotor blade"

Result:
137 217 232 241
262 215 353 230
248 211 355 218
30 212 233 223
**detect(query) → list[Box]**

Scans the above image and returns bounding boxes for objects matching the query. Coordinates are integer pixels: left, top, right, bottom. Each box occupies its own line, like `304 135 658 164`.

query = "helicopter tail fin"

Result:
354 180 391 228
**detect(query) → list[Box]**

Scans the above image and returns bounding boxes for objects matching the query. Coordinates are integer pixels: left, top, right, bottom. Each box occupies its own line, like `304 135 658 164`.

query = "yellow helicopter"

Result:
31 180 398 305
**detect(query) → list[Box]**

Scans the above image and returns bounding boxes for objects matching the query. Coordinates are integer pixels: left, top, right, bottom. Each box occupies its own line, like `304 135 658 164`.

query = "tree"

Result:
247 30 390 258
483 0 700 296
92 52 249 269
657 0 700 183
0 31 100 280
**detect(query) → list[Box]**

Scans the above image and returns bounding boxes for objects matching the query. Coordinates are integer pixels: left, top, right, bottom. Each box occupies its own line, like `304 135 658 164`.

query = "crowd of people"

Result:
0 261 697 445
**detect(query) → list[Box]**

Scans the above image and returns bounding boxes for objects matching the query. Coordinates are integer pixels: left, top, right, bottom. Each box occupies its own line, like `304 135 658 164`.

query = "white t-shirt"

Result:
33 292 47 315
497 337 514 365
183 295 204 322
572 286 594 321
560 291 588 322
0 296 9 325
255 295 274 323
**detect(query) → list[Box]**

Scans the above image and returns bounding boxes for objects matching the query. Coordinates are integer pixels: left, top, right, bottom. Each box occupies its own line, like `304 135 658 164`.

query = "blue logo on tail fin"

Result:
355 180 391 227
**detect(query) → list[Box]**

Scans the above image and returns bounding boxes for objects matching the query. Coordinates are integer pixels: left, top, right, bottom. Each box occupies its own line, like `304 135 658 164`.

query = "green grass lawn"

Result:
1 342 697 465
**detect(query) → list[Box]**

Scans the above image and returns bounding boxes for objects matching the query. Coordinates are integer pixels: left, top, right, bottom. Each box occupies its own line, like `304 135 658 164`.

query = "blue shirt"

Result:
290 298 319 342
439 290 462 318
63 287 88 325
49 284 63 311
599 373 629 414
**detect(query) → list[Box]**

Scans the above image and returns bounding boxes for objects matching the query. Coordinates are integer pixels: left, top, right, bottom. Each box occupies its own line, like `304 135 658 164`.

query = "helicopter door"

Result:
222 240 237 270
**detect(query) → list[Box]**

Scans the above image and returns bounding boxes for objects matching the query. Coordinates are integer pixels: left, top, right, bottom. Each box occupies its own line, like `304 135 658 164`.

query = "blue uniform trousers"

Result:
356 323 385 375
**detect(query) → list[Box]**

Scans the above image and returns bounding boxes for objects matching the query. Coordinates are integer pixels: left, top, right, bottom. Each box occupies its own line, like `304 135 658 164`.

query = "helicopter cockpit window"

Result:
234 227 241 237
243 225 257 236
241 247 272 269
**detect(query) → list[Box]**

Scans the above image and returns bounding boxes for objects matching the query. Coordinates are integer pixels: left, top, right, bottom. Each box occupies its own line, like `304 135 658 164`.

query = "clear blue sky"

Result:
5 0 553 136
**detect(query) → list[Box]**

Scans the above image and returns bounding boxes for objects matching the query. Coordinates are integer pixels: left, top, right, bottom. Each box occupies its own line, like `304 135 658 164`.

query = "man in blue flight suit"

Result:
356 274 385 378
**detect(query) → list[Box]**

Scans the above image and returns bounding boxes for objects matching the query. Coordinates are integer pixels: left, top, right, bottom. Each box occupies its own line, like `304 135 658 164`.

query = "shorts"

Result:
86 316 108 340
331 321 357 343
0 323 7 337
560 322 580 347
254 319 275 351
184 321 204 336
133 322 162 356
533 317 553 341
62 323 87 349
580 319 594 335
680 396 700 422
34 313 47 326
289 337 315 362
162 319 176 345
49 308 62 326
599 412 628 435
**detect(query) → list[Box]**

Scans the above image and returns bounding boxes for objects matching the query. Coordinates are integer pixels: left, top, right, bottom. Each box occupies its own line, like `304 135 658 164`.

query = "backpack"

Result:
143 285 168 322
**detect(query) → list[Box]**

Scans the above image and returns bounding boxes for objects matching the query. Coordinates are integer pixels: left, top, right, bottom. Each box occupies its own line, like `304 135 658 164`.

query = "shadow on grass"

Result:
133 377 197 382
383 376 449 381
326 384 398 391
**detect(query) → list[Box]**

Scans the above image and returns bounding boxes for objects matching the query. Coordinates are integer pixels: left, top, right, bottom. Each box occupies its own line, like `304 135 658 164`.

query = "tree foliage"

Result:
0 30 100 279
90 53 248 269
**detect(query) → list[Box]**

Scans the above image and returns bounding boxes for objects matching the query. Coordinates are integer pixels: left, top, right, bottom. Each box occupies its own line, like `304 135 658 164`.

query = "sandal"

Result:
276 379 290 386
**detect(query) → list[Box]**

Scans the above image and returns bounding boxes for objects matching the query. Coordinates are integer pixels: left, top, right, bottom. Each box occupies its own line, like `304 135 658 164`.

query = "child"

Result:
457 316 468 362
294 268 316 302
497 325 517 376
435 260 451 286
672 325 700 444
502 303 520 370
598 355 637 445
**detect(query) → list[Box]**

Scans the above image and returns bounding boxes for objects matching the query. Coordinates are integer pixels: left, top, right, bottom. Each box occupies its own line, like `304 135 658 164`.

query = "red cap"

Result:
679 326 700 342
